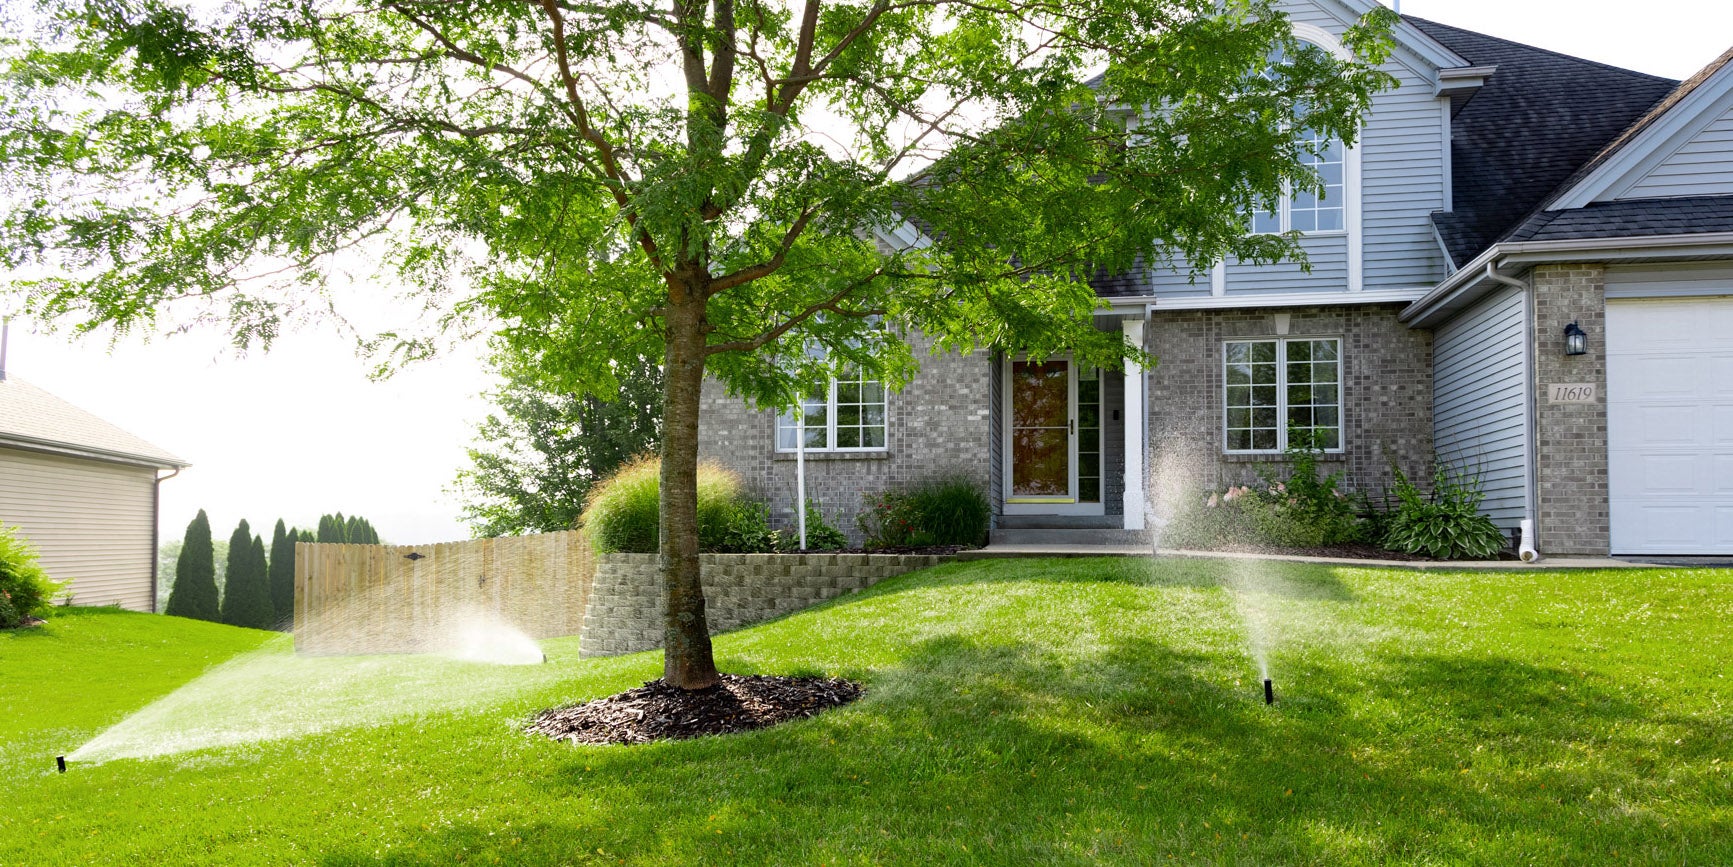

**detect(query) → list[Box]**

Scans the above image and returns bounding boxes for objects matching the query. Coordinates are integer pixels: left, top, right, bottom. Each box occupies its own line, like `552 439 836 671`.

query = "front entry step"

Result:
988 528 1151 546
995 515 1125 530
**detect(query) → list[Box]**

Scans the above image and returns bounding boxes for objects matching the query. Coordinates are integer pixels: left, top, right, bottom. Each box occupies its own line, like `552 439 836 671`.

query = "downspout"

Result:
1484 261 1541 561
153 467 181 611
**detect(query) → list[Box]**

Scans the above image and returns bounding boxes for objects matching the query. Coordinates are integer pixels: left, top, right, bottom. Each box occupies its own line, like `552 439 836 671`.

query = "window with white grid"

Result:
1224 338 1341 453
775 372 887 451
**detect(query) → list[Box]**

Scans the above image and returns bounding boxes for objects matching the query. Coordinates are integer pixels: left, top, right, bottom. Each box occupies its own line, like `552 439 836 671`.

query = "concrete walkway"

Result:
956 544 1651 570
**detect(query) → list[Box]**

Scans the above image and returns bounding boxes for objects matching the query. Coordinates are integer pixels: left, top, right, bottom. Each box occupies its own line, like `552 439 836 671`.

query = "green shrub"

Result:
858 477 990 549
1160 435 1362 550
1381 463 1507 560
0 524 65 628
799 500 849 551
583 456 777 554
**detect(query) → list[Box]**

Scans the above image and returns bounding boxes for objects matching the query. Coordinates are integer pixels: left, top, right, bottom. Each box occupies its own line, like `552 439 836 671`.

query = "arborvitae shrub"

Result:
221 520 274 629
269 520 296 627
165 510 220 622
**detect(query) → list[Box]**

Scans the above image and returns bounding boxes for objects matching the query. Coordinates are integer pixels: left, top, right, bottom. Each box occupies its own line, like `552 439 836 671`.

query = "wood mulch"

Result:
791 545 970 556
1171 542 1519 562
527 674 864 746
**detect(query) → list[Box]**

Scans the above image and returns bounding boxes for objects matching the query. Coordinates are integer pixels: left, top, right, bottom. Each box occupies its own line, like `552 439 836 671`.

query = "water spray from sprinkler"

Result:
1264 679 1275 705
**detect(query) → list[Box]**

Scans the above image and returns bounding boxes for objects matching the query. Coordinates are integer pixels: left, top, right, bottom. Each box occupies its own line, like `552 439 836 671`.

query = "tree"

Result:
456 350 663 537
269 518 296 626
164 510 218 622
2 0 1395 688
220 519 272 628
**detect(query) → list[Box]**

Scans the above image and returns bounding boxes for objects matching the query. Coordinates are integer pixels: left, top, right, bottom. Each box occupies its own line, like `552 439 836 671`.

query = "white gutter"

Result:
1480 263 1543 561
1401 231 1733 327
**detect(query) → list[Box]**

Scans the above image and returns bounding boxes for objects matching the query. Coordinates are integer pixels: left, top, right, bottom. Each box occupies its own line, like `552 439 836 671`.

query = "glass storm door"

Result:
1009 359 1076 503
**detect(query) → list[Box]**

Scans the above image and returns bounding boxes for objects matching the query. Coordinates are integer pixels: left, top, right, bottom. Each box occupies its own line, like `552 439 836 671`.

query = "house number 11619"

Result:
1548 383 1597 404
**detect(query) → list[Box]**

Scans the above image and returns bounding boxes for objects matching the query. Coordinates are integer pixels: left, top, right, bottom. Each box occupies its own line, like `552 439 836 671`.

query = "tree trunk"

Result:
659 290 721 689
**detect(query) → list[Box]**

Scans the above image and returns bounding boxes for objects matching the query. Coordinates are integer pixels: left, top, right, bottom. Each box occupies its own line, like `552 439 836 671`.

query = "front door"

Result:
1007 358 1077 506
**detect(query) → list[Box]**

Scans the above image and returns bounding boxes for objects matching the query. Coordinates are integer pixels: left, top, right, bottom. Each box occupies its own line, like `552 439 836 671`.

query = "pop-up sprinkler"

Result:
1263 679 1275 705
56 755 66 773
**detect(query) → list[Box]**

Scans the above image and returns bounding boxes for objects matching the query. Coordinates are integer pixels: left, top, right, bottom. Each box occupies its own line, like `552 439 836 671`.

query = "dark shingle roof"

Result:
1504 195 1733 243
1408 17 1678 265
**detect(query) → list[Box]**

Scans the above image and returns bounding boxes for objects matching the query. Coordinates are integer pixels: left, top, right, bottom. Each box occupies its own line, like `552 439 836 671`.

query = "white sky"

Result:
5 0 1730 547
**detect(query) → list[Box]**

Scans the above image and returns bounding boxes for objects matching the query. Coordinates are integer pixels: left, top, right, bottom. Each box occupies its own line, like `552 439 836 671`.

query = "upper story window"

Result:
1250 129 1346 235
775 370 887 451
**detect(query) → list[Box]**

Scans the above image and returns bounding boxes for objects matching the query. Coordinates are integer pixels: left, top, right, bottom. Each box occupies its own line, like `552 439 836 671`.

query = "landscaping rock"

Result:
527 674 863 745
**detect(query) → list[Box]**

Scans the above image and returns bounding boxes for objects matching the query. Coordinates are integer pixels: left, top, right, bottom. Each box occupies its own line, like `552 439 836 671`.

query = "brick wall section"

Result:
1531 264 1610 555
1143 303 1434 516
579 552 952 657
698 333 991 544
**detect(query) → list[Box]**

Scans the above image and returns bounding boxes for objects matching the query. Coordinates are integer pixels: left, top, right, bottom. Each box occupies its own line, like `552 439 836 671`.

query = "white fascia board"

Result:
1552 64 1733 209
0 436 190 470
1312 0 1470 79
1401 231 1733 327
1124 288 1426 312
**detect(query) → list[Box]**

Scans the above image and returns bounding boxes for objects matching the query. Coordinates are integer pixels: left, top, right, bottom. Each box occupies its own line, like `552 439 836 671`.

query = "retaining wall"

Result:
579 552 951 657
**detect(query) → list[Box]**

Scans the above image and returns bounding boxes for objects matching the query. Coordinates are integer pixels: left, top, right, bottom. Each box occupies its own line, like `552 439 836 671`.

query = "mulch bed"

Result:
790 545 970 556
527 674 864 745
1168 542 1519 562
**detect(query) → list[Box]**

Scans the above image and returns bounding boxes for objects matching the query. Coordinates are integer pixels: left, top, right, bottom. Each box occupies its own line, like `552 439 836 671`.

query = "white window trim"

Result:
1222 336 1345 455
775 377 889 453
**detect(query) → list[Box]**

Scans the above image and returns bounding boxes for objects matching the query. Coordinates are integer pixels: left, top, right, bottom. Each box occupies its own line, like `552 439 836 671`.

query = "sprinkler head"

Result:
56 755 66 773
1263 679 1275 705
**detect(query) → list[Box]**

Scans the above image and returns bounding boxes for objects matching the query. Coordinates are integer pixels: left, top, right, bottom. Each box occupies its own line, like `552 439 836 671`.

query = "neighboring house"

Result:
700 0 1733 557
0 373 188 611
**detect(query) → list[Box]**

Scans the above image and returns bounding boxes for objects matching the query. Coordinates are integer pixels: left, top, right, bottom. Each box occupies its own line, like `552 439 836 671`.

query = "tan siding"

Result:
0 447 156 612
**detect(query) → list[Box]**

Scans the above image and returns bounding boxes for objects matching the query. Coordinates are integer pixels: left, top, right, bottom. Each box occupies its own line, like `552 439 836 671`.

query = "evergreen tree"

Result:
164 510 218 622
220 520 273 629
316 514 337 543
298 529 315 544
268 519 296 627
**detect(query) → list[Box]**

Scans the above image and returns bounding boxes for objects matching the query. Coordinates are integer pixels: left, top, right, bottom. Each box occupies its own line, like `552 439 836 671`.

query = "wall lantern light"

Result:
1563 321 1588 356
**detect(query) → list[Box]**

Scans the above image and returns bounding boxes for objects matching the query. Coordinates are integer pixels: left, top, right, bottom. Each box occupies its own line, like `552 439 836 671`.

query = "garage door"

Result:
1607 297 1733 554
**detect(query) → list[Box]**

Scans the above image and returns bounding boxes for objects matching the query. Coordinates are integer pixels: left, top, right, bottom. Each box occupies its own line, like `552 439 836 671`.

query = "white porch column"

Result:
1121 318 1147 531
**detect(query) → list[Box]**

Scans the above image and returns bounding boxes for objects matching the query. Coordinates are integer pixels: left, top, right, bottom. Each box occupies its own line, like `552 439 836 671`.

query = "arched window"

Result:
1249 37 1350 236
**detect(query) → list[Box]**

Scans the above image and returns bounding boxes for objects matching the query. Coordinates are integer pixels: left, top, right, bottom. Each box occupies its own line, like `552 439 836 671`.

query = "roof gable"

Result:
0 377 187 468
1409 17 1678 265
1288 0 1469 81
1547 46 1733 208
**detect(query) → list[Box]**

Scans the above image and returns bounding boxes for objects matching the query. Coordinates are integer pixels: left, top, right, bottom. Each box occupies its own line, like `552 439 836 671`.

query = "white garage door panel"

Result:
1608 297 1733 554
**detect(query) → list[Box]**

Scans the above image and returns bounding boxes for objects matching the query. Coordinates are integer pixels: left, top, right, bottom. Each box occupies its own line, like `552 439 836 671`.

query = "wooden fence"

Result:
292 530 593 655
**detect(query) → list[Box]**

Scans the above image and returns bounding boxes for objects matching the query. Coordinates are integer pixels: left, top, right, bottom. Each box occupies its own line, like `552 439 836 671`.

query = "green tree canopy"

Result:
164 509 218 622
457 350 663 537
2 0 1395 687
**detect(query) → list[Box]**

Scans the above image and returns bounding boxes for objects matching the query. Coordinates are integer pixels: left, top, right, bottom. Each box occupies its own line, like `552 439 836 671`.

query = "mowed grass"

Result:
2 558 1731 865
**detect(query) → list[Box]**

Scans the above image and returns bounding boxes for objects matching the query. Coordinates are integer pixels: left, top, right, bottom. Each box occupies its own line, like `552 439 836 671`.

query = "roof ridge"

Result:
1402 16 1678 86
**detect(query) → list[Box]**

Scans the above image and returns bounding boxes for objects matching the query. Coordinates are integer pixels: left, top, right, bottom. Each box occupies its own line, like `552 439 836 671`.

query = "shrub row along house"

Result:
0 373 186 611
700 0 1733 558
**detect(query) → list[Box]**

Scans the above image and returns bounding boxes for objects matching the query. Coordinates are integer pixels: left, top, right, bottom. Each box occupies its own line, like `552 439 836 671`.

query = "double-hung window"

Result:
1224 338 1341 452
776 369 887 451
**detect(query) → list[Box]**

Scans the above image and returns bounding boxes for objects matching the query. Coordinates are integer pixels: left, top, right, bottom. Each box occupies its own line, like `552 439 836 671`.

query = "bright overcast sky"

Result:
5 0 1731 547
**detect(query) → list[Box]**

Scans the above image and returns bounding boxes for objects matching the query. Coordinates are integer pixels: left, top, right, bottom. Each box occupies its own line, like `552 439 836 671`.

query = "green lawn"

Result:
2 558 1730 865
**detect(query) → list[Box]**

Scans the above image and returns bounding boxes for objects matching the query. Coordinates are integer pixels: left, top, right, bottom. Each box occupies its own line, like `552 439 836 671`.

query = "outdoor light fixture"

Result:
1563 321 1588 356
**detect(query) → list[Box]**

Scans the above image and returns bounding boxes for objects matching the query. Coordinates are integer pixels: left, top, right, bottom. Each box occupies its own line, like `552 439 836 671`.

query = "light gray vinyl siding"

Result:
988 354 1003 513
1432 285 1529 529
1606 262 1733 297
1227 235 1348 293
0 447 156 612
1360 85 1449 289
1147 252 1213 298
1620 104 1733 199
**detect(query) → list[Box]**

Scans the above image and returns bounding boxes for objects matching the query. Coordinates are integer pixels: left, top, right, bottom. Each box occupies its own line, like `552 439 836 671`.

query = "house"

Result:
0 371 188 611
699 0 1733 558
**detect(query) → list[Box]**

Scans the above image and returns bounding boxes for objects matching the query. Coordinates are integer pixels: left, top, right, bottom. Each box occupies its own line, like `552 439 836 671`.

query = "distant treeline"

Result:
161 511 383 630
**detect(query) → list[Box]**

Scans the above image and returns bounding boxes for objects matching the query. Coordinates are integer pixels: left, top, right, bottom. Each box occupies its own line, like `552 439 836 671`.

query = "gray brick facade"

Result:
698 333 991 544
1144 303 1435 516
1531 264 1610 555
